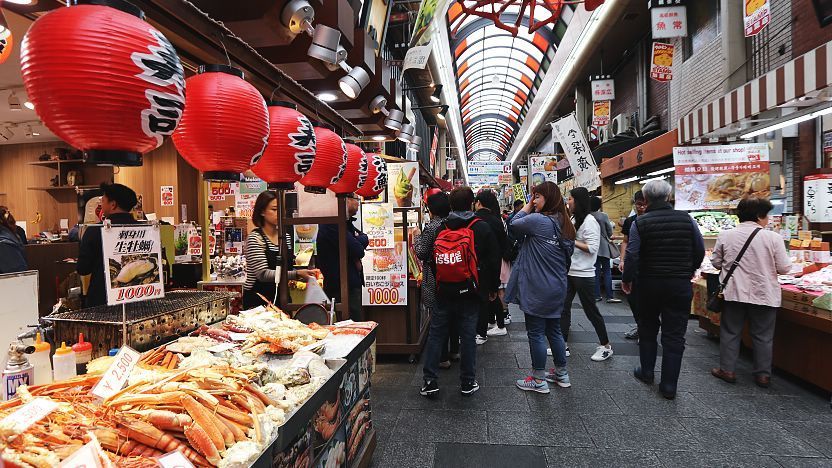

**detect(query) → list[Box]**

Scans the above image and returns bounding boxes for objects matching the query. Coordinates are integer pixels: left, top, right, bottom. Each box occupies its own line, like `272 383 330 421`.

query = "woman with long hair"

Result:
0 206 27 274
505 182 576 394
561 187 613 362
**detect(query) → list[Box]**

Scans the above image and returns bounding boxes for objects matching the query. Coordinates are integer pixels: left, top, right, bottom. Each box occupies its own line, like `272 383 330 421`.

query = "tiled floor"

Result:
368 300 832 468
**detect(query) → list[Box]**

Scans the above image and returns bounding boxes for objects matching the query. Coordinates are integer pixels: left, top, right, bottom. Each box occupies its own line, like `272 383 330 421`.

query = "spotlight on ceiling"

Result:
317 92 338 102
24 125 33 139
6 0 37 4
397 123 415 143
383 109 405 131
430 85 443 103
8 92 21 111
408 135 422 151
0 125 13 141
371 135 387 141
369 95 387 114
281 0 315 34
338 66 370 100
324 44 348 71
23 101 34 111
307 24 342 63
437 105 449 121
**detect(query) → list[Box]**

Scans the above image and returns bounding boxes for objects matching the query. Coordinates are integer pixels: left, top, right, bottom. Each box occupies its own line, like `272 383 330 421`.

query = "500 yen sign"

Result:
367 287 400 305
117 284 162 301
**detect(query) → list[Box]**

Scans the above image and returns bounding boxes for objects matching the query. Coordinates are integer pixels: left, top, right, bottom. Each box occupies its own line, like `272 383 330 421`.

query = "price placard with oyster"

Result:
673 143 770 211
101 223 164 306
361 203 394 249
388 162 420 208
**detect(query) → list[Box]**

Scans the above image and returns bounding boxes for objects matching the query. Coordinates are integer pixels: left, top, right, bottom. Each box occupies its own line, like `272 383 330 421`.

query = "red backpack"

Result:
434 219 480 295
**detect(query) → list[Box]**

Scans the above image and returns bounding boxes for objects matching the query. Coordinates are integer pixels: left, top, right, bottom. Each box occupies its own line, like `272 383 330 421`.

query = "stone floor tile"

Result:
434 443 546 468
771 456 832 467
679 418 821 456
693 393 817 421
486 411 593 447
373 440 435 468
607 389 719 418
525 388 623 416
581 415 698 450
392 409 488 444
654 451 782 467
779 421 832 457
543 447 662 467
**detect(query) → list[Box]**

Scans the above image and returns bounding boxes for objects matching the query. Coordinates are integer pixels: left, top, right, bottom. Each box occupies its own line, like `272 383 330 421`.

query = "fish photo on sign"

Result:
109 255 160 288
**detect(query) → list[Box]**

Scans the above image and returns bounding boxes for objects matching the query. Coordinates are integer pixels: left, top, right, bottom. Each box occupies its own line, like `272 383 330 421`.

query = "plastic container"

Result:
30 332 53 386
108 348 120 357
72 333 93 375
52 342 77 381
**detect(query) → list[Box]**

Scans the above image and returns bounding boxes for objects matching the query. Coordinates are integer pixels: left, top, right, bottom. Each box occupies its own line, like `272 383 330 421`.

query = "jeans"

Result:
638 277 692 394
440 308 460 361
561 276 610 345
594 257 613 300
477 295 505 335
525 314 567 379
719 301 777 376
423 294 479 384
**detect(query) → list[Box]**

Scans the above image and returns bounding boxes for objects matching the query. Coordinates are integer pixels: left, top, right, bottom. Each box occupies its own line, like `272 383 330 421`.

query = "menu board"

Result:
361 203 394 249
101 223 164 306
361 241 407 306
388 162 420 208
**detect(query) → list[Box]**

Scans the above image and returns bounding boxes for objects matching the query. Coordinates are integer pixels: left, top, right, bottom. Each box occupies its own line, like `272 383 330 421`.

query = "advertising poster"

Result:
446 159 456 170
410 0 440 46
592 100 611 126
294 225 318 267
235 193 257 218
591 78 615 101
188 226 202 256
362 241 407 306
174 223 190 262
650 4 687 38
529 155 559 187
498 173 513 185
160 186 174 207
804 174 832 223
550 114 601 190
361 203 394 249
388 162 420 208
513 183 526 202
744 0 771 37
101 223 164 306
673 143 771 210
208 181 236 201
224 227 244 255
650 42 675 82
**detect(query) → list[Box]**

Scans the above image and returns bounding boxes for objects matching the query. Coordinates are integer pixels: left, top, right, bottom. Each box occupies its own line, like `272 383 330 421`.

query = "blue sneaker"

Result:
516 376 550 394
545 368 572 388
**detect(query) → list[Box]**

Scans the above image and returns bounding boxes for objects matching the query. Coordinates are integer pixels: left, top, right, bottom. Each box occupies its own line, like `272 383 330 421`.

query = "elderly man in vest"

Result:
621 180 705 400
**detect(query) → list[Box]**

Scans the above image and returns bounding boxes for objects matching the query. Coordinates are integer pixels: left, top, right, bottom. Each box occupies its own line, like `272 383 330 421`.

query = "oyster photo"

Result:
110 255 159 287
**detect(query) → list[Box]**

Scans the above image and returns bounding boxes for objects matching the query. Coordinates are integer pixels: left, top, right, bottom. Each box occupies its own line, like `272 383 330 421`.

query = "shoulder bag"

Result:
707 227 762 313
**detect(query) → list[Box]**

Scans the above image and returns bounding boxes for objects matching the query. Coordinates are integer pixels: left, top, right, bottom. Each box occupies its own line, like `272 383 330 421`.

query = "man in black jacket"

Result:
474 190 508 341
77 183 139 308
421 187 499 397
622 180 705 400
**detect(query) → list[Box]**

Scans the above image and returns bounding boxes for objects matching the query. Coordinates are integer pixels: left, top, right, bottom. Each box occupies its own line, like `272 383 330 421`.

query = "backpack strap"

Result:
465 218 480 230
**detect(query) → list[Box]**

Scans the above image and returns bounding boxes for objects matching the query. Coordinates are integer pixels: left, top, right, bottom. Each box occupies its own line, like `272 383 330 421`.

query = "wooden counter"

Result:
24 242 79 316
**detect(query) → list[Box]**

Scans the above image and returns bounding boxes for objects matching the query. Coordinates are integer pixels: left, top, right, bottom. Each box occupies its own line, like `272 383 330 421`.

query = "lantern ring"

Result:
85 150 143 167
304 186 327 195
198 64 245 79
311 121 334 131
71 0 145 20
268 182 296 190
268 101 298 109
203 171 243 182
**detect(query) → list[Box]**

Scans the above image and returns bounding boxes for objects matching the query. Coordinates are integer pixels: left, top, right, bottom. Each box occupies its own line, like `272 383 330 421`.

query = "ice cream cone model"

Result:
394 167 416 207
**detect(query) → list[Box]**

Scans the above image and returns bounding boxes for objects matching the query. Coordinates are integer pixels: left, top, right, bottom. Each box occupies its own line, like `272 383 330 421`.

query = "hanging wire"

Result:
269 80 283 102
216 32 232 66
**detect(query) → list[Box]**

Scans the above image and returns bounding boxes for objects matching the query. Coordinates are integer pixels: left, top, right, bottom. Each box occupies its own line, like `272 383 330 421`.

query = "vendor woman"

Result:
243 191 317 309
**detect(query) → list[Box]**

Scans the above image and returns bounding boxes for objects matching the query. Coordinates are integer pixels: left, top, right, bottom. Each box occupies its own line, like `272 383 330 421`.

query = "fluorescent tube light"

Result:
614 176 639 185
741 106 832 139
646 167 675 176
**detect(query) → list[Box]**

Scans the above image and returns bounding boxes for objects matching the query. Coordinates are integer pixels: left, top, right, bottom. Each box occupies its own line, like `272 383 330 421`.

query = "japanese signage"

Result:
362 241 408 306
513 183 526 202
160 185 174 206
467 161 511 185
234 180 264 219
519 165 528 177
388 162 420 208
592 100 611 126
402 44 432 73
446 159 456 170
804 174 832 223
361 203 394 249
650 4 687 38
498 173 513 185
529 155 559 187
591 78 615 101
208 181 237 201
551 115 601 190
744 0 771 37
673 143 771 210
650 42 675 82
101 223 164 306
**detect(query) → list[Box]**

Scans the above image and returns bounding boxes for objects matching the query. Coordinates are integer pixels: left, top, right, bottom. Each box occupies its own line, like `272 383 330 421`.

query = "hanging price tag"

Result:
59 434 113 468
0 397 58 435
91 346 141 400
157 449 196 468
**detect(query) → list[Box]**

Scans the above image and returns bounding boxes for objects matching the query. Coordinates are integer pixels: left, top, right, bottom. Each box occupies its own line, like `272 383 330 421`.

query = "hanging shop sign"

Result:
101 223 164 306
160 185 174 207
498 173 513 185
513 183 526 202
592 101 612 126
649 1 688 38
551 115 601 190
362 203 394 249
804 174 832 223
388 162 420 208
529 155 559 187
519 165 528 177
590 76 615 101
650 42 675 82
467 161 510 185
744 0 771 37
673 143 770 211
362 241 408 306
401 44 432 73
446 159 457 170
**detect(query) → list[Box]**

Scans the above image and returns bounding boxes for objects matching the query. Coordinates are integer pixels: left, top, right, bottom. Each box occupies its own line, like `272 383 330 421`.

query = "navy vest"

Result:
635 203 696 279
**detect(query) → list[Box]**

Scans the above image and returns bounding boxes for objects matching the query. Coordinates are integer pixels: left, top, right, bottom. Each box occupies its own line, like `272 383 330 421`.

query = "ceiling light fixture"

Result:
646 167 675 176
8 91 21 111
614 175 639 185
369 95 387 114
372 135 387 141
280 1 346 65
5 0 37 4
383 109 405 131
397 123 415 143
338 66 370 100
23 101 34 111
408 135 422 151
741 105 832 139
317 92 338 102
639 175 668 184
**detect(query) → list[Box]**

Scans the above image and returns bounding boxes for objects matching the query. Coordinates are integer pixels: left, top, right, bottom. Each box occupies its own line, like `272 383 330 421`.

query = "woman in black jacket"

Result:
474 190 509 342
0 207 27 274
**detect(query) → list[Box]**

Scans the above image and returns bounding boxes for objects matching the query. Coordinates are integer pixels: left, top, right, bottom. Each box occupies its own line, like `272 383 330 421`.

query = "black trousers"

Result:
561 276 610 345
626 281 641 324
637 277 692 394
476 295 505 336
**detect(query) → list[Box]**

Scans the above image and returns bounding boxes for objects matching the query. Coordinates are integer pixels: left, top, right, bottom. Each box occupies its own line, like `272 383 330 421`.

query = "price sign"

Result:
0 397 58 435
101 223 164 306
59 437 113 468
160 185 174 207
361 203 394 250
158 450 196 468
208 181 237 201
91 346 141 401
362 241 407 306
365 287 402 305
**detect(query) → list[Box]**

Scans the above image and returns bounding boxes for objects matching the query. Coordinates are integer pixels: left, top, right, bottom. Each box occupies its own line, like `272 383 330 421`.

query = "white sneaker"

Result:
475 335 488 345
566 346 570 357
486 327 507 337
590 345 613 361
504 313 511 325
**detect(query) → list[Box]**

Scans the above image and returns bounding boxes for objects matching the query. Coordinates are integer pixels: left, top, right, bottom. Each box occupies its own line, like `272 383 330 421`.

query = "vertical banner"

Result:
101 223 164 306
410 0 440 46
388 162 420 208
160 186 174 206
744 0 771 37
362 241 408 306
650 42 675 82
361 203 394 249
551 115 601 190
429 126 439 175
592 101 611 126
803 174 832 223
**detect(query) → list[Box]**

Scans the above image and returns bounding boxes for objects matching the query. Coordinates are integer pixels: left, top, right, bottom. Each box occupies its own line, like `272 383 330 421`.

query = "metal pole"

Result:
199 179 210 282
122 303 127 347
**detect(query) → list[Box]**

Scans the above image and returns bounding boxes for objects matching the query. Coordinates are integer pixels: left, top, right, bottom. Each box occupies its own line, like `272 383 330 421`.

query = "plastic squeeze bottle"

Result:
52 342 77 381
30 332 53 385
72 333 93 375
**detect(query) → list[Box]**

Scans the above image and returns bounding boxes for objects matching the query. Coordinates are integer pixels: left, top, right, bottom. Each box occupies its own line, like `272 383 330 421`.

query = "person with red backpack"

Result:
421 187 500 397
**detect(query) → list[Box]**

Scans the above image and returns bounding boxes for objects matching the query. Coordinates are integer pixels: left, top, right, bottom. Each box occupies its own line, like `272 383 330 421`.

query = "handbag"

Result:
607 239 621 259
707 227 762 313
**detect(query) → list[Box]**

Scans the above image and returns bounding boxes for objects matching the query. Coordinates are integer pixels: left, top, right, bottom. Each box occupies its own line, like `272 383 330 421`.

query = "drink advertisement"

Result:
101 223 164 306
224 227 244 255
673 143 770 210
388 162 420 208
744 0 770 37
362 241 408 306
650 42 674 82
361 203 394 249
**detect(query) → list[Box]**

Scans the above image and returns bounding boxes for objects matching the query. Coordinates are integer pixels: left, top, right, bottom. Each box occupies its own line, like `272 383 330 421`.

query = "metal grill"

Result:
45 290 232 358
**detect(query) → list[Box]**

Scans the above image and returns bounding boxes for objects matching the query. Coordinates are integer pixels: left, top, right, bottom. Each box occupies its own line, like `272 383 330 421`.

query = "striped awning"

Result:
678 39 832 145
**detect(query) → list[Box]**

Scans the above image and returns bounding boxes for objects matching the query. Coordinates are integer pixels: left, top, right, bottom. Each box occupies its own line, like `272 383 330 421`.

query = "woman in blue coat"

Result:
505 182 575 394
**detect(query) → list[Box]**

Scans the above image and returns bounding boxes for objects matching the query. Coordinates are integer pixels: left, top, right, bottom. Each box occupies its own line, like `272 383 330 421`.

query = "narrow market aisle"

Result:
369 300 832 468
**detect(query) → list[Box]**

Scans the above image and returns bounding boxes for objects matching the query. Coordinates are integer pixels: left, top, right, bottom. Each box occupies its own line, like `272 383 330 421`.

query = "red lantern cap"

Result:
252 101 316 190
356 153 388 199
299 123 347 194
329 143 368 196
173 64 269 181
20 0 186 166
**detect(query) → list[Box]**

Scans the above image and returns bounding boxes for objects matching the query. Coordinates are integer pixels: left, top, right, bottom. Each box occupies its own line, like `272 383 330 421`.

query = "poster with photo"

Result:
294 224 318 267
592 101 611 126
160 186 174 206
529 155 559 187
650 42 675 82
224 227 244 255
101 223 164 306
387 162 420 208
361 203 394 250
362 240 407 306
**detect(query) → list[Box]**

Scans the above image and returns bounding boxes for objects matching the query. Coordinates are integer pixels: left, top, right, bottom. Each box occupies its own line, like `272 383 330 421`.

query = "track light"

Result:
408 135 422 151
383 109 405 131
24 125 33 139
8 91 20 111
0 125 13 140
307 24 342 64
369 95 387 114
281 0 315 34
430 85 443 103
23 101 34 110
397 123 415 143
338 66 370 100
437 106 449 121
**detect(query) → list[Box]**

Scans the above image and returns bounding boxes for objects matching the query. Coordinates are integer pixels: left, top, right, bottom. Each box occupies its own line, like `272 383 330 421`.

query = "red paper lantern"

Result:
299 123 347 194
20 0 185 166
172 65 269 181
329 143 368 196
356 153 388 199
251 101 316 190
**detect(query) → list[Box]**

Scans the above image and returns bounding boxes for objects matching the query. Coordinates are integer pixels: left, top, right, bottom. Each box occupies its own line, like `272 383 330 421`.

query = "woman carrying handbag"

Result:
709 197 791 388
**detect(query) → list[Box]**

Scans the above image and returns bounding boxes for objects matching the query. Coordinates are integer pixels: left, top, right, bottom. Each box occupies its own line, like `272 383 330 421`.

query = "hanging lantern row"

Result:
355 153 388 199
19 0 387 196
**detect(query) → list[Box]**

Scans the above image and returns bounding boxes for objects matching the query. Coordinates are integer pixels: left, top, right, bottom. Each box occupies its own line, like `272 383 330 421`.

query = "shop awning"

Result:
678 39 832 145
600 129 677 179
